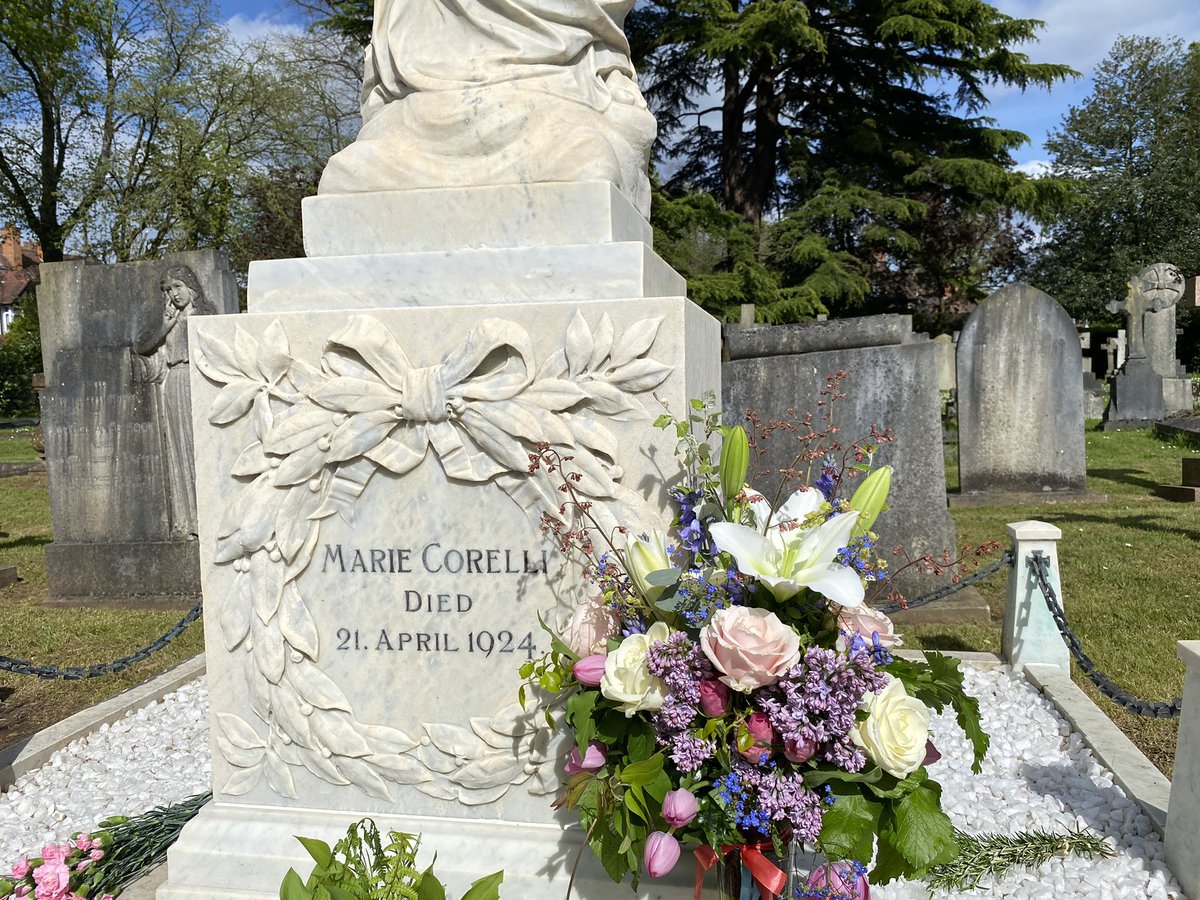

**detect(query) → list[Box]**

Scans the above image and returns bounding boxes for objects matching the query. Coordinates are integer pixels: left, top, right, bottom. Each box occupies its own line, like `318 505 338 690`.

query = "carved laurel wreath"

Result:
195 310 672 805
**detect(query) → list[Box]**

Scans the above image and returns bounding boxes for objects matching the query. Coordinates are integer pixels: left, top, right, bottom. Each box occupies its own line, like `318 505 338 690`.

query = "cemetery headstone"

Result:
932 333 956 391
38 252 238 606
1139 264 1193 415
1105 262 1186 425
957 284 1086 495
723 315 979 618
159 1 716 897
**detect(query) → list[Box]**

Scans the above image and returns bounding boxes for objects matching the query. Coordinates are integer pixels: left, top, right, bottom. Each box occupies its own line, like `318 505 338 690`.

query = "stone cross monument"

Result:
1105 262 1185 426
159 2 714 898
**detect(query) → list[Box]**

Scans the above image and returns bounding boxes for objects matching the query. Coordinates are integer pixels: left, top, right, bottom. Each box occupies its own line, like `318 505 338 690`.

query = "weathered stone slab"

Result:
0 567 16 589
302 182 652 256
723 324 959 602
1106 358 1166 426
957 284 1086 494
932 333 956 391
723 314 912 359
37 252 239 605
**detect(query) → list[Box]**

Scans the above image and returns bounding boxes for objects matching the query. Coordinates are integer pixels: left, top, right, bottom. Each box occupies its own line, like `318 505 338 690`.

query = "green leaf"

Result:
461 870 504 900
884 782 959 873
623 783 652 824
645 567 681 587
817 790 882 862
653 414 674 429
566 690 599 753
594 710 630 744
864 767 925 800
870 828 909 885
804 766 883 787
619 753 664 787
279 869 312 900
417 869 446 900
625 721 657 762
295 836 333 869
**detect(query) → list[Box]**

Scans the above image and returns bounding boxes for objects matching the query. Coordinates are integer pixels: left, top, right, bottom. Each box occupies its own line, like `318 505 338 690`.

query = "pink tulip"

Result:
804 860 869 900
14 885 30 898
643 831 681 878
572 655 607 686
784 735 817 764
564 740 607 774
740 712 775 764
661 788 698 828
698 679 731 717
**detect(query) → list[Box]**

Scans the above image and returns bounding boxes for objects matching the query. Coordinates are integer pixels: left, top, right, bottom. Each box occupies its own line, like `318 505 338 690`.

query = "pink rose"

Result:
804 860 869 900
12 856 30 878
572 655 607 686
739 712 775 764
835 605 902 652
661 788 698 827
564 595 618 656
784 735 817 764
700 607 801 692
564 740 607 774
698 679 731 717
643 832 681 878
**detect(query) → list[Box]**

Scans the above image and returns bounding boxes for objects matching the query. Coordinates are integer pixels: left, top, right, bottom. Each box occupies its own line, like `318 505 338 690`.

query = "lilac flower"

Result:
646 632 716 772
714 760 826 842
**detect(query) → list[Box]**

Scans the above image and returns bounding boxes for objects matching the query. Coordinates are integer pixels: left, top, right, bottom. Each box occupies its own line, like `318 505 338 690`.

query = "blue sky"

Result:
216 0 1200 172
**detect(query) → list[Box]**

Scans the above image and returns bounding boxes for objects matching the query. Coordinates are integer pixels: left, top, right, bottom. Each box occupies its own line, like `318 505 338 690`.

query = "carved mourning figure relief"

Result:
132 266 216 539
318 0 656 215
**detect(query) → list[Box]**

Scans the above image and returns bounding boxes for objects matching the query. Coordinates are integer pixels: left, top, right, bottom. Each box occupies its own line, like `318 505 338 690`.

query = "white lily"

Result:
709 488 864 606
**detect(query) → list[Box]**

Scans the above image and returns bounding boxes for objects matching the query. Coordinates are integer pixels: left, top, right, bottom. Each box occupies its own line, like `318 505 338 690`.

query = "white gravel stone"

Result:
0 666 1187 897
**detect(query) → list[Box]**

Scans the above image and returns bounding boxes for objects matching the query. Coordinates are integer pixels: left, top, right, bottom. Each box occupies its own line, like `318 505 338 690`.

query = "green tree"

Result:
1027 36 1200 332
630 0 1073 319
0 298 42 416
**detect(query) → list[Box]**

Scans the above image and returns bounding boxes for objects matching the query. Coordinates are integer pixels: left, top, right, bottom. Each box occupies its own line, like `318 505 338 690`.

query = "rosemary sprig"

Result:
926 827 1115 893
87 791 212 896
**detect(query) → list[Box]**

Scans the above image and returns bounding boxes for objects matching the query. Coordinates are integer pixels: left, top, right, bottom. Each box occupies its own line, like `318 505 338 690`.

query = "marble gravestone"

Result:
957 284 1086 495
37 252 238 606
159 2 717 898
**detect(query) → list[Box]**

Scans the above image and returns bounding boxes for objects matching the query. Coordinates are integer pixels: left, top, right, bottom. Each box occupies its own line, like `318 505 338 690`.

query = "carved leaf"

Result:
219 575 252 651
274 445 327 487
564 311 592 378
528 767 558 796
518 379 587 412
252 557 286 625
327 409 399 463
457 784 511 806
362 725 420 755
588 313 614 370
287 358 326 396
253 392 273 443
536 347 568 381
606 358 673 393
217 713 266 750
365 432 427 476
456 410 529 471
416 779 459 801
287 662 353 712
276 494 319 562
221 763 262 797
471 401 544 446
238 475 284 554
272 736 305 766
232 442 271 477
209 381 261 426
447 755 524 789
368 753 431 785
264 408 333 456
300 749 352 786
284 523 322 583
194 330 244 381
608 316 664 369
487 703 539 737
310 377 400 414
265 750 298 799
232 326 261 374
252 615 286 684
311 710 373 758
428 424 509 483
277 582 319 660
425 723 486 758
215 733 265 769
563 414 619 461
579 381 641 419
518 403 575 446
256 320 291 383
272 689 315 749
248 668 271 721
339 757 393 800
327 316 411 390
417 745 457 775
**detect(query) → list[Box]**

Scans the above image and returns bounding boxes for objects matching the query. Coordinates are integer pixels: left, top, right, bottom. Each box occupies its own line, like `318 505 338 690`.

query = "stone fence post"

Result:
1166 641 1200 898
1002 520 1069 671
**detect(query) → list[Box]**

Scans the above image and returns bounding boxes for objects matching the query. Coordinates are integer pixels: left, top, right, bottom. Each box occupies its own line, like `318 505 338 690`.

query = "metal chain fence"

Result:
0 600 202 680
877 549 1014 614
1028 551 1181 718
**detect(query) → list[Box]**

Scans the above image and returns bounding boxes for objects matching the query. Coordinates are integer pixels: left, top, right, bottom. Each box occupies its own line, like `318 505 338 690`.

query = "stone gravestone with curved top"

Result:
159 2 716 898
956 284 1086 496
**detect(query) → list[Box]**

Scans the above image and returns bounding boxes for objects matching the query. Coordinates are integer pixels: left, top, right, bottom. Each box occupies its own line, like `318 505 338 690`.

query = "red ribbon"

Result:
693 842 788 900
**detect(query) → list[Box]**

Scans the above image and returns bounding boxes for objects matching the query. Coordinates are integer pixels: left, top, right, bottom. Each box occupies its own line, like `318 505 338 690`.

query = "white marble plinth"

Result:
159 801 693 900
247 242 685 313
303 182 653 256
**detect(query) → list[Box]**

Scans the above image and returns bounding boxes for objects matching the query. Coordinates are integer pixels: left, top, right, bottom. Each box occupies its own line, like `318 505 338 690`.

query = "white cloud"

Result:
1014 159 1052 178
223 12 304 45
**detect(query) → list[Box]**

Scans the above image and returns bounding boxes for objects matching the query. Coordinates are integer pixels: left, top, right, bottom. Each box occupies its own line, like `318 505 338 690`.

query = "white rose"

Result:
600 622 671 716
850 676 930 778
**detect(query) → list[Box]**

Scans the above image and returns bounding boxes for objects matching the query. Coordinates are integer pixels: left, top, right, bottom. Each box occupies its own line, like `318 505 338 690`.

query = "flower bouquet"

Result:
0 833 115 900
520 398 989 898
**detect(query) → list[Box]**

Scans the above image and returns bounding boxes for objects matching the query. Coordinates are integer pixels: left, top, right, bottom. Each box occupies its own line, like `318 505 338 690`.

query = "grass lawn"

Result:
0 422 1193 779
0 427 39 464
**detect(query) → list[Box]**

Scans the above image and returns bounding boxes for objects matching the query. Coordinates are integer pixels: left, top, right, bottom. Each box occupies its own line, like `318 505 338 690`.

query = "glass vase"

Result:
710 847 747 900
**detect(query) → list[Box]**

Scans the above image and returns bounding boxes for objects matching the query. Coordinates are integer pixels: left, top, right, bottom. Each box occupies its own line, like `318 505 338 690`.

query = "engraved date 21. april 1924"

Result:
335 627 537 658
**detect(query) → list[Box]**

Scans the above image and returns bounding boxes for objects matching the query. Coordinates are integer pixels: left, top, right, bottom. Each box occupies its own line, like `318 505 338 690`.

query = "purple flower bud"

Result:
661 788 698 828
643 831 681 878
784 735 817 764
804 860 869 900
564 740 607 774
698 679 731 717
572 654 607 686
923 740 942 767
